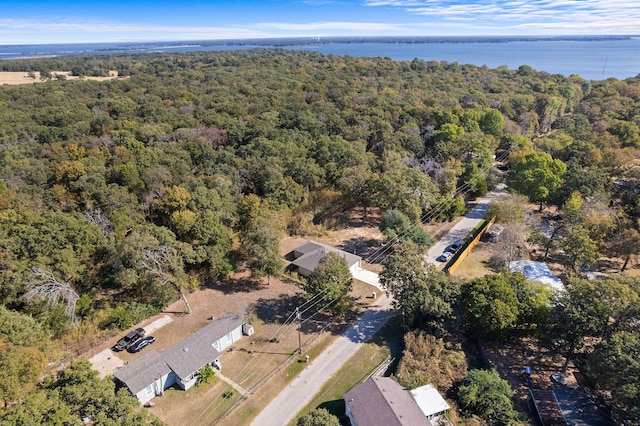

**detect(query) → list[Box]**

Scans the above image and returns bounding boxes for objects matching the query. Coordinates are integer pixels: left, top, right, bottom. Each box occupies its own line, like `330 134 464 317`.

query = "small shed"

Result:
484 223 505 242
410 384 451 420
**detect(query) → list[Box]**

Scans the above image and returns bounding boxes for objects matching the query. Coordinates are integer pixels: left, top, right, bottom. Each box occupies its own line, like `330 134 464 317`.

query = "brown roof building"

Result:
344 377 433 426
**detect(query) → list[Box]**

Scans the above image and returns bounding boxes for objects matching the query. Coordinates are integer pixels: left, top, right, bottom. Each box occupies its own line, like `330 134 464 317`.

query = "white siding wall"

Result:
345 404 357 426
216 325 244 351
134 372 176 404
135 387 155 405
181 374 198 391
231 326 242 343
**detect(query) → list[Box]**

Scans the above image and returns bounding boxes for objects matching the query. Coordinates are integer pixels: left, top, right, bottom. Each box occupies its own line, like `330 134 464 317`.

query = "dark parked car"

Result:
127 336 155 353
113 328 145 352
445 240 463 253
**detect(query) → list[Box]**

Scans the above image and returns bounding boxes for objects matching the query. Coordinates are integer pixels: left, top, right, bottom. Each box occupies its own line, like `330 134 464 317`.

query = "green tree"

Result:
306 252 353 316
197 364 216 386
462 273 520 340
379 243 458 329
508 151 566 209
247 226 285 285
235 194 266 244
561 224 599 271
479 109 504 137
0 391 75 425
296 408 340 426
589 331 640 424
606 228 640 272
0 305 51 351
379 209 434 247
458 369 522 426
0 340 46 408
541 277 639 371
44 359 163 425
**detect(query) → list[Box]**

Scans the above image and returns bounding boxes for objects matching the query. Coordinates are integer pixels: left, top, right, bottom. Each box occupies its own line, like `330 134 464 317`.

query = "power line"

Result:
230 291 330 388
364 147 514 264
236 294 341 387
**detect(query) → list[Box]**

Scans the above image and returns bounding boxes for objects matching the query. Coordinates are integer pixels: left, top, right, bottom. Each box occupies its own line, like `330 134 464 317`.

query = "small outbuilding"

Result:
410 384 451 421
483 223 505 242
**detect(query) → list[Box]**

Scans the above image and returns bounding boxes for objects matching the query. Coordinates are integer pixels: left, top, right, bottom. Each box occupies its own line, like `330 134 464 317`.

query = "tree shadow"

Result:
254 293 308 324
204 277 264 294
341 236 384 258
317 399 350 425
366 317 405 375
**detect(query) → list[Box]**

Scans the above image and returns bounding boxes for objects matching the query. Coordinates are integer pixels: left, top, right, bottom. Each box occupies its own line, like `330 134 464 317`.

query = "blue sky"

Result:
1 0 639 44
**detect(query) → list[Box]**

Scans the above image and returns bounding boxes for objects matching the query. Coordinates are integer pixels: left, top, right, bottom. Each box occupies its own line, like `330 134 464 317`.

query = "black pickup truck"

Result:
112 328 146 352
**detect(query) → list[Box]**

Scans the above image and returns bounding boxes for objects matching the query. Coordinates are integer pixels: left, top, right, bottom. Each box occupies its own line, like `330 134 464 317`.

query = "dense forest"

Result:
1 49 640 424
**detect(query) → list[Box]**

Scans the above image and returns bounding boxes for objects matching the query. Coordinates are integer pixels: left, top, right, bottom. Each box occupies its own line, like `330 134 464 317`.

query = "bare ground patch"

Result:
0 71 126 85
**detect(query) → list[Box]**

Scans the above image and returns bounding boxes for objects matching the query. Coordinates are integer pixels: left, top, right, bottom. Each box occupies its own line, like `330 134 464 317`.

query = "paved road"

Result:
250 294 393 426
249 185 506 425
426 184 506 266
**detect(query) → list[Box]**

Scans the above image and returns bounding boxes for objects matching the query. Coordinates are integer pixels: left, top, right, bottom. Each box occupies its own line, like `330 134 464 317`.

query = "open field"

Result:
0 71 125 85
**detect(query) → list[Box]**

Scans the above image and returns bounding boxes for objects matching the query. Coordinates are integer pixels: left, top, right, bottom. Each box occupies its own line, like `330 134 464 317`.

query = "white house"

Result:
290 240 362 278
113 313 245 404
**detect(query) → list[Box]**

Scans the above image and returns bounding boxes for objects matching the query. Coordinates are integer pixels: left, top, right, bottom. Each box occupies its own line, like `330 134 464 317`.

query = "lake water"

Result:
1 38 638 81
291 39 640 81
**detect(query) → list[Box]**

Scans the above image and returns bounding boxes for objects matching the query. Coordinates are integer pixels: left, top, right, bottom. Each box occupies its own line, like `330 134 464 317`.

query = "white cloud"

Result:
257 21 402 31
364 0 640 34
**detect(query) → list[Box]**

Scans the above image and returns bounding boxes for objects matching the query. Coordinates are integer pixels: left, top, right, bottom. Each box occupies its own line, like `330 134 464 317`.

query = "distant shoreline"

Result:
1 36 638 81
1 34 638 52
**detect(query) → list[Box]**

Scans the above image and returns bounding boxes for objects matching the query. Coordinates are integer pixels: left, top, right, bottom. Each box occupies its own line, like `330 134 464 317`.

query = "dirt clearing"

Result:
0 71 125 85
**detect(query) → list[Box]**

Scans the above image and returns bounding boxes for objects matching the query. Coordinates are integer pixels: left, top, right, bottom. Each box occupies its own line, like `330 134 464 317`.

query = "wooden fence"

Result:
443 216 496 275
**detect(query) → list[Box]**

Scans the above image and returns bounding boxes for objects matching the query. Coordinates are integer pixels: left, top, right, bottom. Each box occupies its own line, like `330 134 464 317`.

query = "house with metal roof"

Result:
509 260 564 293
113 313 245 404
290 240 362 277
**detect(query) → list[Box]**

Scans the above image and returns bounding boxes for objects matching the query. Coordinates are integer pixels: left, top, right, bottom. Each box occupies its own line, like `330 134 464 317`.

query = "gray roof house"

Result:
113 313 245 404
344 377 433 426
291 240 361 278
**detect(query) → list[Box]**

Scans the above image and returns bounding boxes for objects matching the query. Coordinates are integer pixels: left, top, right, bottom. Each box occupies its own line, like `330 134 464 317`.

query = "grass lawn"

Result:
147 378 239 425
449 241 495 280
218 332 336 426
289 319 405 425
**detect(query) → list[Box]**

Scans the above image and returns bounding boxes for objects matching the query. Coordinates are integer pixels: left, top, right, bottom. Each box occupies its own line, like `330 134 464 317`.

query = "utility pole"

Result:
296 306 302 354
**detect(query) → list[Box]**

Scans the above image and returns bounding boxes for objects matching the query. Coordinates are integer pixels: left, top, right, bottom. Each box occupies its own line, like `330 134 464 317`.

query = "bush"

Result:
98 302 161 330
380 209 434 246
296 408 340 426
457 369 524 425
197 364 216 385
